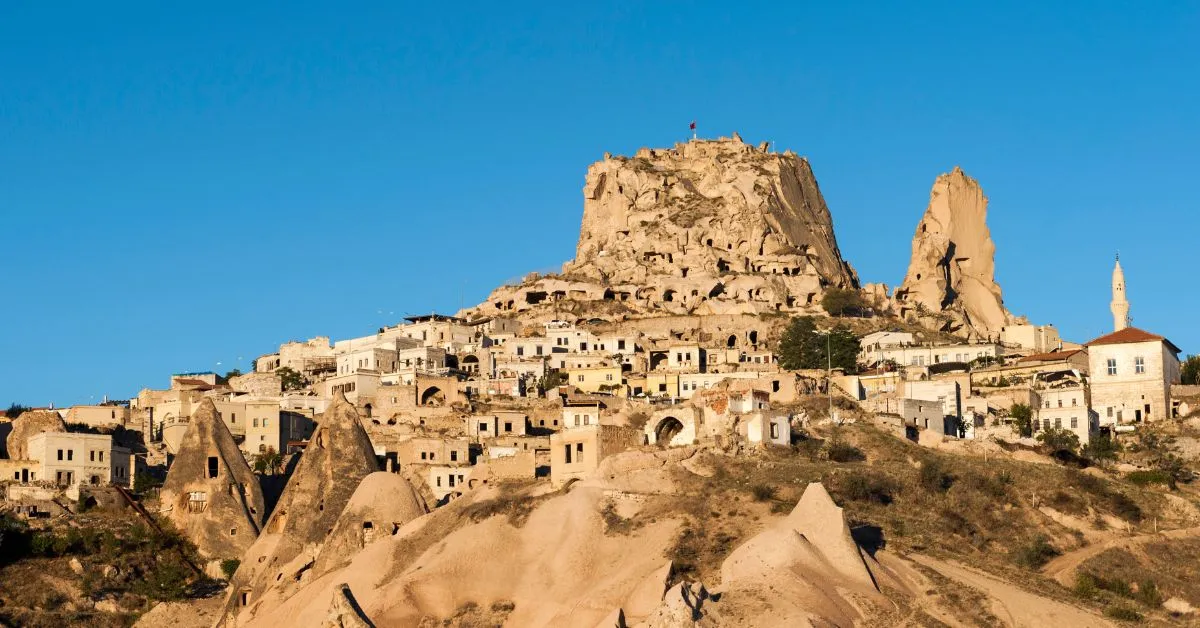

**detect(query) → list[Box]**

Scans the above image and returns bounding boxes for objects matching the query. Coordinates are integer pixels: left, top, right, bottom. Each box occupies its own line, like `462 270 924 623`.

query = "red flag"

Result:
689 121 696 130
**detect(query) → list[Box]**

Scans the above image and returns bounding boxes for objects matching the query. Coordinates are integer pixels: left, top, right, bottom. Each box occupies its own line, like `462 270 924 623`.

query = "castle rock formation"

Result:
895 167 1011 338
469 135 859 320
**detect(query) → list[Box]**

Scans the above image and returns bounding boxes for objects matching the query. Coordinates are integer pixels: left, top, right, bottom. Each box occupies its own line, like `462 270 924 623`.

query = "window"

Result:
89 451 95 462
67 450 73 461
1072 398 1078 407
770 423 779 439
1135 356 1145 374
263 418 269 427
618 340 626 350
504 422 512 432
450 451 458 462
436 476 442 487
1107 358 1117 375
536 346 543 356
1070 417 1078 428
1057 399 1063 408
577 375 584 382
254 418 259 427
207 457 219 478
421 452 427 460
516 347 524 356
574 414 581 427
1107 407 1114 418
479 422 488 433
576 443 584 455
231 413 237 423
658 383 667 392
99 451 104 462
448 475 455 487
1054 417 1062 429
605 374 613 381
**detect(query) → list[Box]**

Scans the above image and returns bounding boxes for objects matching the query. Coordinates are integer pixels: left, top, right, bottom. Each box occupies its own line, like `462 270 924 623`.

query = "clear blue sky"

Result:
3 2 1198 406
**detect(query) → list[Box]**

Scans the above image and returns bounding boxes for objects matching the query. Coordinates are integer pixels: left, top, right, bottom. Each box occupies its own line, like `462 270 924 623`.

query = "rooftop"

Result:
1084 327 1181 353
1017 349 1083 363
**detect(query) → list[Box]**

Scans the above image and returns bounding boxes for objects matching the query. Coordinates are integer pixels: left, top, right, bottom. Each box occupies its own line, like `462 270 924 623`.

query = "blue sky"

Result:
2 2 1198 406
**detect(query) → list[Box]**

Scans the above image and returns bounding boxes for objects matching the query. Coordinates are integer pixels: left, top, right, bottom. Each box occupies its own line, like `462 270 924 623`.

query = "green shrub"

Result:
825 440 865 463
1013 535 1059 569
1135 580 1162 607
220 558 241 581
1104 605 1143 622
839 471 896 505
1074 572 1099 599
919 459 954 493
1126 470 1171 486
749 484 777 502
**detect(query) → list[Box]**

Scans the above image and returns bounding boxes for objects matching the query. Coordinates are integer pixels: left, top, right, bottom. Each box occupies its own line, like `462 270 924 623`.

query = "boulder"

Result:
895 167 1011 339
6 410 67 460
321 583 375 628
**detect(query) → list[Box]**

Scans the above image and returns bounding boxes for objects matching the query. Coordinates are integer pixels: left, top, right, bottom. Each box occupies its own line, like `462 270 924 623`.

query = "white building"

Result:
25 432 131 488
1085 327 1180 425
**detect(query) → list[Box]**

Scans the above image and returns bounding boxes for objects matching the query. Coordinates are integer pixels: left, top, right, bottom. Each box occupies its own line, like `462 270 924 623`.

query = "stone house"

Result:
1085 327 1181 425
21 432 131 488
740 413 790 446
396 436 472 468
1000 323 1063 353
549 424 642 487
64 404 131 429
242 401 314 456
467 412 529 440
869 342 999 368
562 399 604 430
567 364 623 394
1032 377 1099 444
901 380 961 421
898 398 954 437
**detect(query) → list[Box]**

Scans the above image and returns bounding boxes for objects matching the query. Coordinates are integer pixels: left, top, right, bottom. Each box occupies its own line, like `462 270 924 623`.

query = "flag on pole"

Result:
689 120 696 130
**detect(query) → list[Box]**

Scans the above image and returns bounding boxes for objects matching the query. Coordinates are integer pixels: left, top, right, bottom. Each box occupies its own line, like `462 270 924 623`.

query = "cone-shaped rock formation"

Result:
159 398 265 560
312 471 427 576
895 167 1011 338
222 392 379 624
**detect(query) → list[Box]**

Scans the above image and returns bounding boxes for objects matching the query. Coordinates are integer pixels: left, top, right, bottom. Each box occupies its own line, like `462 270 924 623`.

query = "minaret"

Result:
1111 254 1130 332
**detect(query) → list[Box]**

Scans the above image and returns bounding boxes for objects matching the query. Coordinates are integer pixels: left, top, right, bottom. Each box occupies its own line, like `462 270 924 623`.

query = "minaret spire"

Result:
1111 253 1130 332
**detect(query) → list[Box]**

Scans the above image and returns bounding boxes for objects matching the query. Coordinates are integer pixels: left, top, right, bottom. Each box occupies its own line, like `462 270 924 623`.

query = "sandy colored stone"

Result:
6 410 66 460
223 392 379 624
159 398 265 560
468 136 859 320
895 167 1011 338
322 583 375 628
312 471 427 576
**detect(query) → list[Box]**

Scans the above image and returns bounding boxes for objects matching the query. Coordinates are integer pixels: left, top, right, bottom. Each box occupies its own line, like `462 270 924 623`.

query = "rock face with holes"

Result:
895 167 1011 339
5 410 67 460
158 398 265 560
312 472 427 577
466 135 859 320
222 392 378 624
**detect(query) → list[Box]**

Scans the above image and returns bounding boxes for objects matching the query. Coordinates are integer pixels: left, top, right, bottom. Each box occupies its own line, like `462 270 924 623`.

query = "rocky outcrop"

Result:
312 472 427 576
222 392 378 624
717 482 882 625
322 584 375 628
895 167 1011 338
5 410 67 460
158 398 265 560
468 135 859 320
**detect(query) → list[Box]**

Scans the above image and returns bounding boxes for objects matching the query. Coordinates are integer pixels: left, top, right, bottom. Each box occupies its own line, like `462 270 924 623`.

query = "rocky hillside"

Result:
465 135 859 322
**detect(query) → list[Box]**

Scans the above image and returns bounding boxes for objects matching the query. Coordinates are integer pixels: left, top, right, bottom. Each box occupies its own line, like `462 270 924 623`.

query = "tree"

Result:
1082 433 1121 465
253 447 283 475
4 403 30 418
777 316 859 373
1010 404 1033 438
821 288 866 317
275 367 307 392
1137 430 1190 489
224 369 242 381
1037 427 1081 455
1182 355 1200 385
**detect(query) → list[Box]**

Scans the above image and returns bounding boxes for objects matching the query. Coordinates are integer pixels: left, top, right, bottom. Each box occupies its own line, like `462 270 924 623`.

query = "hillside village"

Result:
4 135 1200 627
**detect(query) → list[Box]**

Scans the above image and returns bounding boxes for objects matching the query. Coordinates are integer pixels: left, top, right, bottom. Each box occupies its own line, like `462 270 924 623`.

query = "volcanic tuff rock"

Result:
158 398 265 560
5 410 67 460
311 471 427 576
469 135 859 320
222 392 378 625
895 167 1011 338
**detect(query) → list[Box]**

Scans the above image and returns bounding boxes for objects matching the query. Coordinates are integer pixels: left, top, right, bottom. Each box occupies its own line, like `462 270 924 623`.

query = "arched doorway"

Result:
654 417 684 446
363 403 373 418
462 355 479 374
726 334 737 348
420 386 445 406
